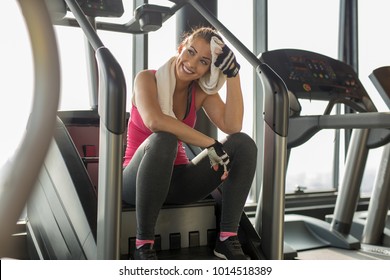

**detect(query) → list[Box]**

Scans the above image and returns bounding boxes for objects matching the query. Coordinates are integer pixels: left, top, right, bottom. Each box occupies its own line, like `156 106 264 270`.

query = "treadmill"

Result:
325 66 390 256
344 66 390 251
258 48 390 259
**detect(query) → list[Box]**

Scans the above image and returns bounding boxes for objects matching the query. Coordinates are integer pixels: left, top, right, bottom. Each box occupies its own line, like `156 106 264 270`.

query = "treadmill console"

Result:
260 49 368 102
370 66 390 109
70 0 124 17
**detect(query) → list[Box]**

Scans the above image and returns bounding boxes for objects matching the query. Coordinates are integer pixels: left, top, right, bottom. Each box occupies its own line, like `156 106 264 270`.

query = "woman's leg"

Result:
122 131 178 240
166 132 258 233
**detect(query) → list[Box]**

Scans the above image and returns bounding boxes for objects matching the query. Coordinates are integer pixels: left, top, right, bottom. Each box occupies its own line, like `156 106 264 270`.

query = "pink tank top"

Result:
123 83 197 167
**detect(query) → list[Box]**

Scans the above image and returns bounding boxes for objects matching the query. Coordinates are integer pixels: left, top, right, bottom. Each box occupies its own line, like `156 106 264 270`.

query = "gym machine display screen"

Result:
260 49 367 102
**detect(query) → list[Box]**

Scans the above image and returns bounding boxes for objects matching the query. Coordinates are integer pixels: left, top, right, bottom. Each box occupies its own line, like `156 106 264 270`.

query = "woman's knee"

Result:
146 131 178 160
149 131 177 145
226 132 258 157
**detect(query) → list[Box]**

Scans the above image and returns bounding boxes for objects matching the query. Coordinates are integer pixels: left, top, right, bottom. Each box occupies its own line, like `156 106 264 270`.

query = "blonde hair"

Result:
179 26 223 48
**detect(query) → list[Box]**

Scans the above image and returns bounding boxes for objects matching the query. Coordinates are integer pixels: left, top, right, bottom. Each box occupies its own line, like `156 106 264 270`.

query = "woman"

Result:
122 26 257 260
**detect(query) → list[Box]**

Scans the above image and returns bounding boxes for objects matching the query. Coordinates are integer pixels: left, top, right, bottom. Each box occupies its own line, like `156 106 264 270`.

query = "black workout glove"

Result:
214 44 240 78
207 140 230 180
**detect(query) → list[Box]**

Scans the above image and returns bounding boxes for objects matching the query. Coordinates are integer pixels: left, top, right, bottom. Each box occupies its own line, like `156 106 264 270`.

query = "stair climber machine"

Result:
257 49 390 259
26 0 290 260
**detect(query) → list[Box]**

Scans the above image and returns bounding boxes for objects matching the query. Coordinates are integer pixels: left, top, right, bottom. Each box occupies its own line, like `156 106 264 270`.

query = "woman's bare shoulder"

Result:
135 69 156 81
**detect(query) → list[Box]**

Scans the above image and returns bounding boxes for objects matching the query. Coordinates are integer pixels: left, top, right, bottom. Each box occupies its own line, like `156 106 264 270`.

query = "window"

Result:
268 0 340 193
58 0 134 111
56 25 89 110
217 0 254 137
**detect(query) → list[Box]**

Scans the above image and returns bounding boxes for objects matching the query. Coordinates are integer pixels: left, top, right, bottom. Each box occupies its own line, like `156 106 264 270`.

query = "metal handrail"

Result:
0 0 60 257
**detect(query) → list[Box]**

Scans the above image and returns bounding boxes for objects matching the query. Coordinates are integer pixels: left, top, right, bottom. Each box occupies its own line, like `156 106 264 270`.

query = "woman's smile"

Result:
182 63 194 74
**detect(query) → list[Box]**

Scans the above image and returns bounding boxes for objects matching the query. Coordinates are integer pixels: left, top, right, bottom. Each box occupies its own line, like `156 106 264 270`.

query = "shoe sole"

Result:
213 250 228 260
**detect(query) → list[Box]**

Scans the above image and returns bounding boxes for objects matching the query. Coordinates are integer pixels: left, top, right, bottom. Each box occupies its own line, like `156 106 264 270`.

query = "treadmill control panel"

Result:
370 66 390 109
71 0 124 17
259 49 368 102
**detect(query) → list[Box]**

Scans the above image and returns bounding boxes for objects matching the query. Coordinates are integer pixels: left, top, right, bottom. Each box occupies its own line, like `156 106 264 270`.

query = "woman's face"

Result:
176 37 211 82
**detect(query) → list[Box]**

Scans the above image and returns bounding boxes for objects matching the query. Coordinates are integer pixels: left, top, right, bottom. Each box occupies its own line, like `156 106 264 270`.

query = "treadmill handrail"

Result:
288 112 390 148
290 112 390 130
64 0 127 260
0 0 60 256
319 112 390 129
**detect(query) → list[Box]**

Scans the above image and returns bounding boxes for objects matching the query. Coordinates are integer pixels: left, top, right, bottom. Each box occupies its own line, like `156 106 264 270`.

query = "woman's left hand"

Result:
214 44 240 78
207 140 230 180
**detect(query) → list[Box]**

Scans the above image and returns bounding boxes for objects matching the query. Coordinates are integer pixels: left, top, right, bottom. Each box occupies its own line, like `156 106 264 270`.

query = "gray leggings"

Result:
122 131 257 240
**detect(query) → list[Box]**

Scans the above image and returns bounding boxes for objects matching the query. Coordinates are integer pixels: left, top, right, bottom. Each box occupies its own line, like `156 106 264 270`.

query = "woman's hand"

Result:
207 140 230 180
214 44 240 78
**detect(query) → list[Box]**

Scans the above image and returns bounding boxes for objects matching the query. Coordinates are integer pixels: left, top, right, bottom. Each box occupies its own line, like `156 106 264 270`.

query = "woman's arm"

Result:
134 70 215 148
201 74 244 134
